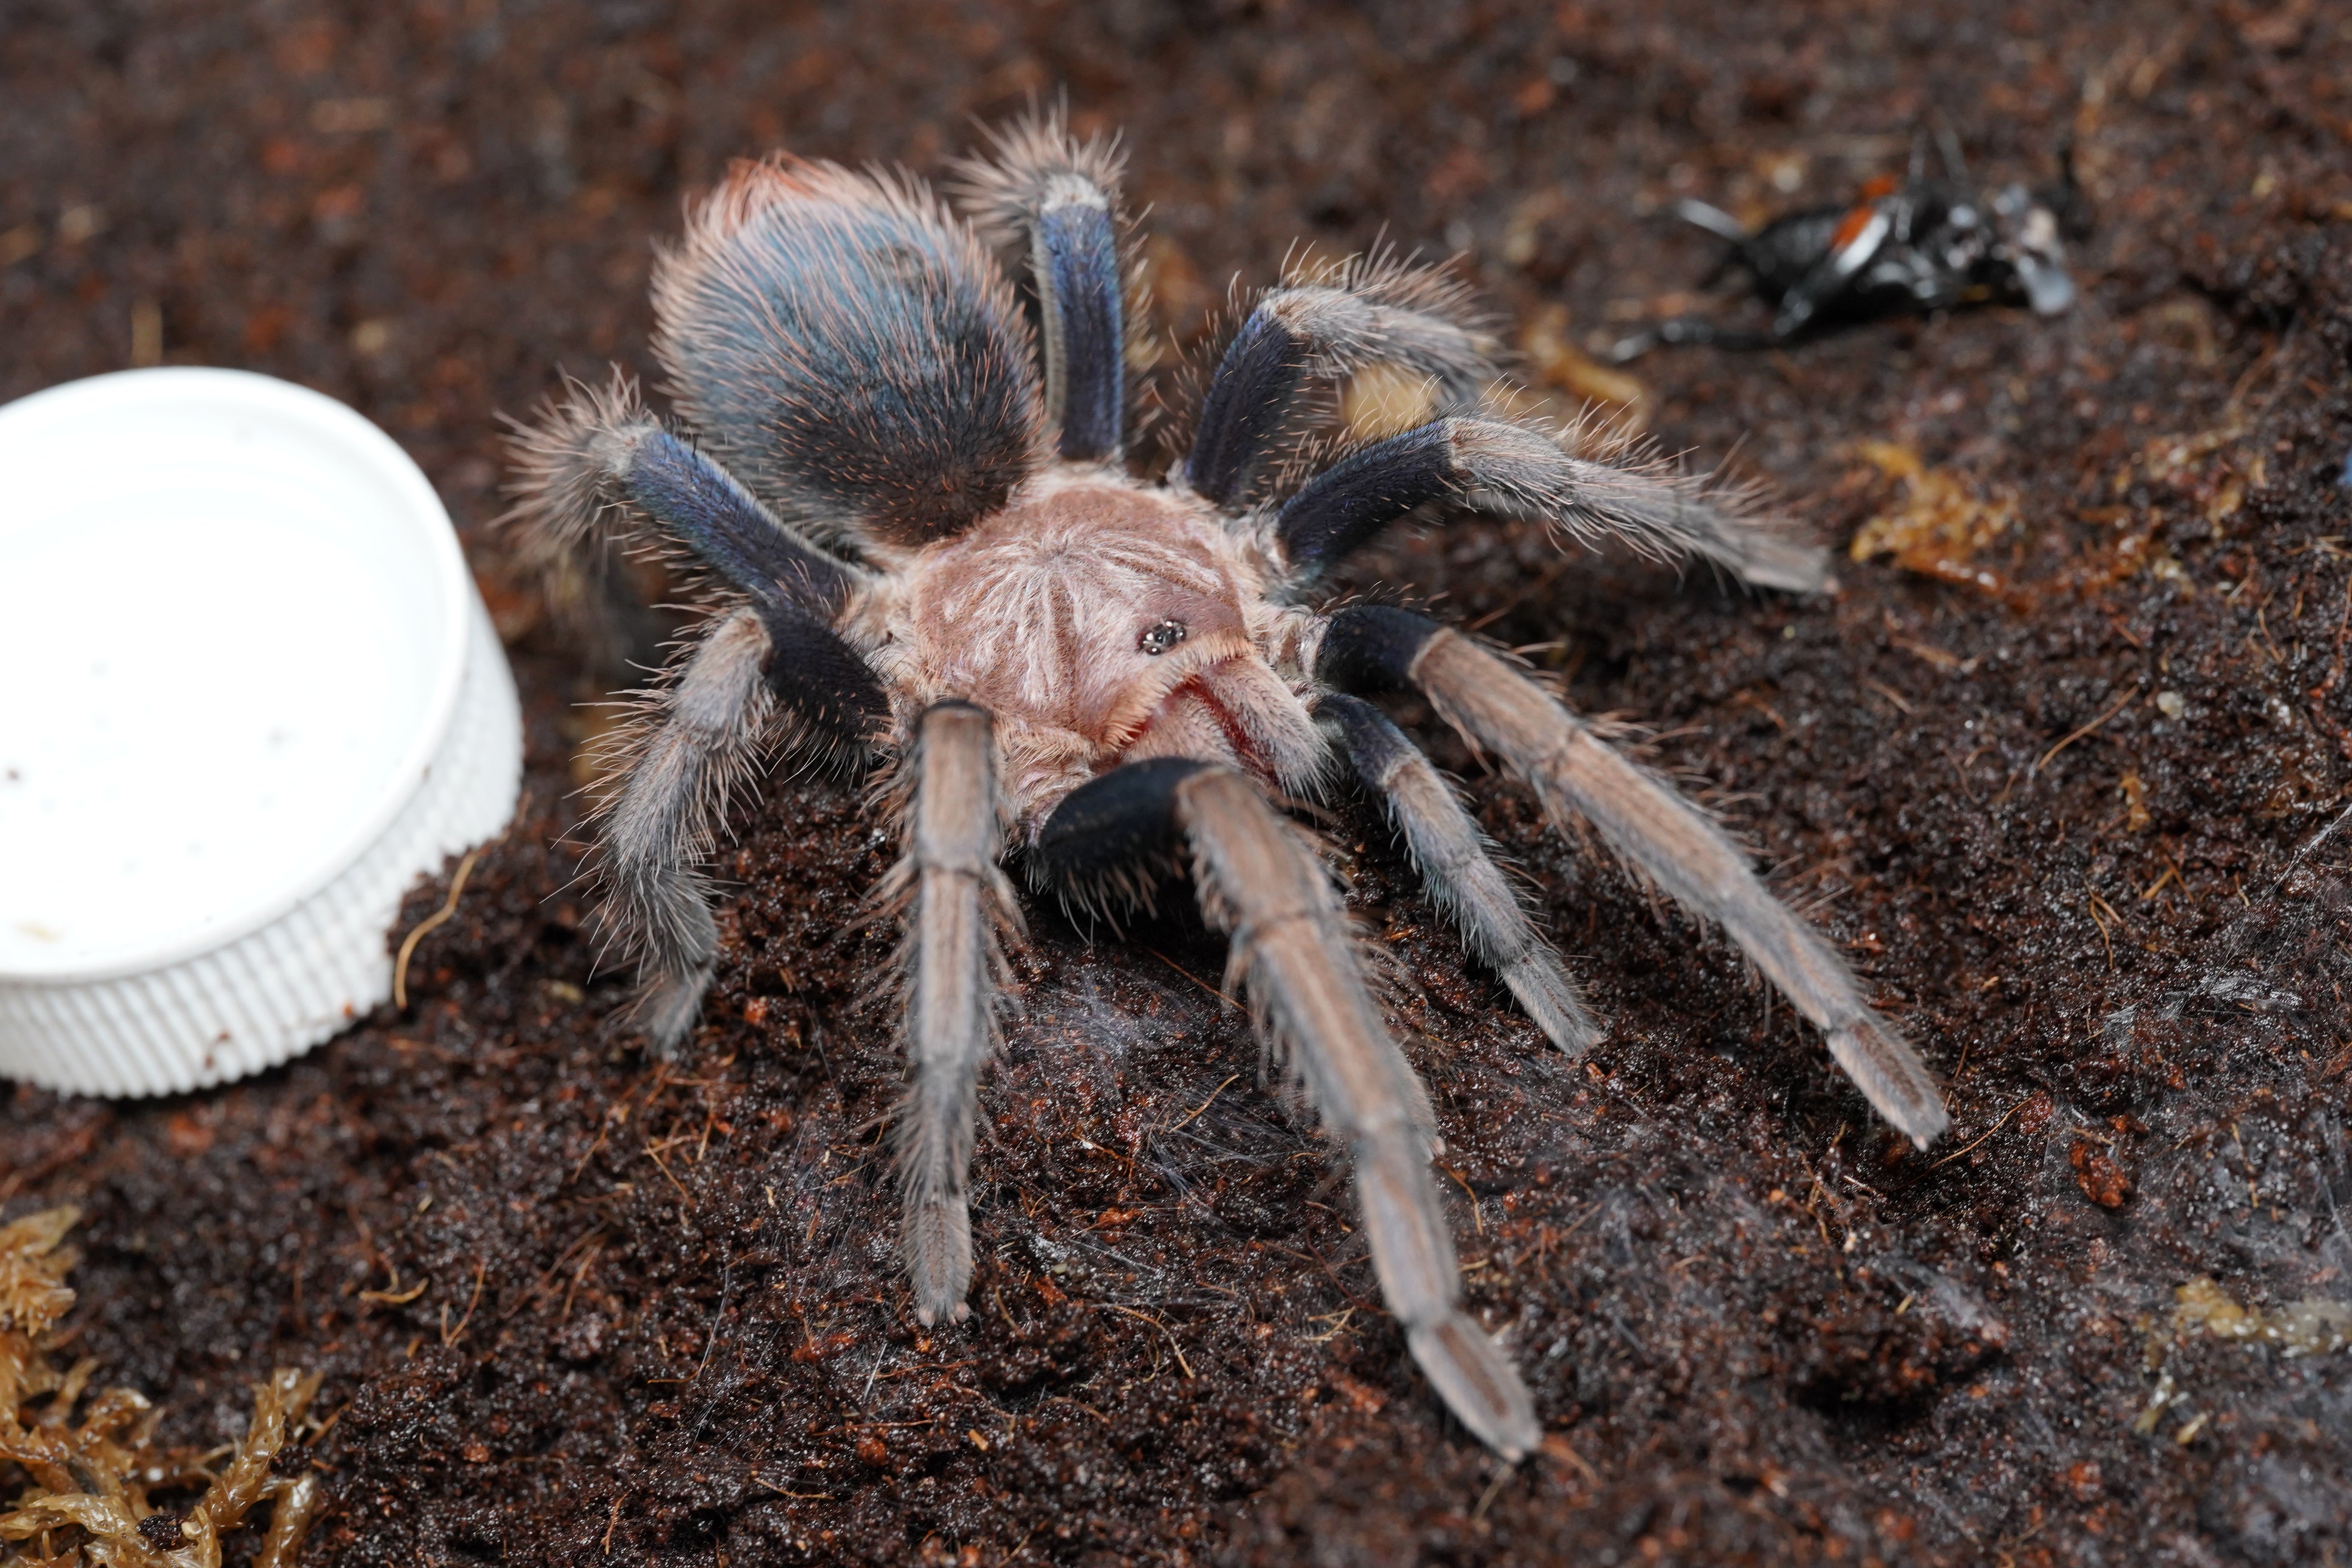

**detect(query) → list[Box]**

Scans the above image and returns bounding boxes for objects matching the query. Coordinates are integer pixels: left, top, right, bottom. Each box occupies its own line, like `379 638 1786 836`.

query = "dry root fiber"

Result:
0 1206 323 1568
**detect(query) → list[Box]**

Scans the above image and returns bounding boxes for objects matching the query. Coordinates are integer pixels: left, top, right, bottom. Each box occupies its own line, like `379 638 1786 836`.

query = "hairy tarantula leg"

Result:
601 605 887 1052
892 702 1020 1326
1320 608 1949 1149
601 610 777 1051
1277 416 1827 595
1184 271 1496 507
1030 757 1206 912
951 115 1127 462
1321 694 1601 1055
508 372 863 613
1168 764 1539 1459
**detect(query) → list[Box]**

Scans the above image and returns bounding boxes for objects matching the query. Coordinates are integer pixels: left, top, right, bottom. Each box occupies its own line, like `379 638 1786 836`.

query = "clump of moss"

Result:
0 1206 323 1567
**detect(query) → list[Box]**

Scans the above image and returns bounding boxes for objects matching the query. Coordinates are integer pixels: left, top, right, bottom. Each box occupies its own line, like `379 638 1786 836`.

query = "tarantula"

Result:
509 117 1949 1460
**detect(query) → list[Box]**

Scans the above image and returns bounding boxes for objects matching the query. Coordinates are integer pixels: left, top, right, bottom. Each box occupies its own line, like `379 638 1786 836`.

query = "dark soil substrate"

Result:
7 3 2352 1564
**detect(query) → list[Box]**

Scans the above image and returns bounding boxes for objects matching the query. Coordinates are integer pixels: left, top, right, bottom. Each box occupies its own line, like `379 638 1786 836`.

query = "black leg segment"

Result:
1033 200 1125 461
1284 416 1829 595
1033 758 1210 898
947 112 1130 463
755 601 889 755
1184 309 1309 507
1315 605 1445 696
1316 691 1423 791
623 428 858 615
1276 421 1457 577
1183 270 1492 508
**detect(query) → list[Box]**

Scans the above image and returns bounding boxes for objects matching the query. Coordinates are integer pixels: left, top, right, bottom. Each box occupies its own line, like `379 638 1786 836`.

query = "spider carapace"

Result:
510 114 1949 1460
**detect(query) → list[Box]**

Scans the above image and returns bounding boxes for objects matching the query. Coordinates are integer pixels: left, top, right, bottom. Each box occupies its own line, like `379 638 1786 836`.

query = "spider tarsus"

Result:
634 966 712 1058
1334 620 1946 1152
1497 953 1604 1057
1827 1019 1950 1149
1407 1316 1541 1462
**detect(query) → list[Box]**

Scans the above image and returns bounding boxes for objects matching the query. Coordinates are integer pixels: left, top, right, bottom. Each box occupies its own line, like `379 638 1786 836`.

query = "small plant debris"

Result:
2068 1136 2133 1208
0 1206 324 1568
2172 1276 2352 1359
1846 440 2019 595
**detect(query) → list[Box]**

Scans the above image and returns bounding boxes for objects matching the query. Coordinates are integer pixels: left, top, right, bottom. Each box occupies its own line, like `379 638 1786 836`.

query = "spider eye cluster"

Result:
1137 618 1189 657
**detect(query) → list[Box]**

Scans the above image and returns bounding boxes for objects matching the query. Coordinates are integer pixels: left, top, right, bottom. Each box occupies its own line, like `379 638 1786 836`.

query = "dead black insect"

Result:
1613 131 2087 360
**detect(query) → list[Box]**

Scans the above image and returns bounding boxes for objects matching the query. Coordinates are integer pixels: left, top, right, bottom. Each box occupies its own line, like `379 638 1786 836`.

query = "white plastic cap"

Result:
0 368 522 1097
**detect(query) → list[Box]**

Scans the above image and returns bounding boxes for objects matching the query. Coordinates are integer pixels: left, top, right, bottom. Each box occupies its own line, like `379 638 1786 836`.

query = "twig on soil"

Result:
1471 1463 1515 1520
1099 1301 1195 1379
644 1140 693 1207
1542 1432 1602 1486
754 1474 832 1500
1284 1241 1379 1314
2031 685 2140 777
565 1064 669 1190
1166 1073 1241 1135
1444 1165 1486 1236
503 1227 607 1323
393 847 481 1009
2085 890 2121 970
1465 555 1576 632
1931 1096 2036 1168
559 1239 605 1323
440 1257 487 1348
358 1266 429 1306
1145 947 1236 1007
1040 1394 1108 1422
